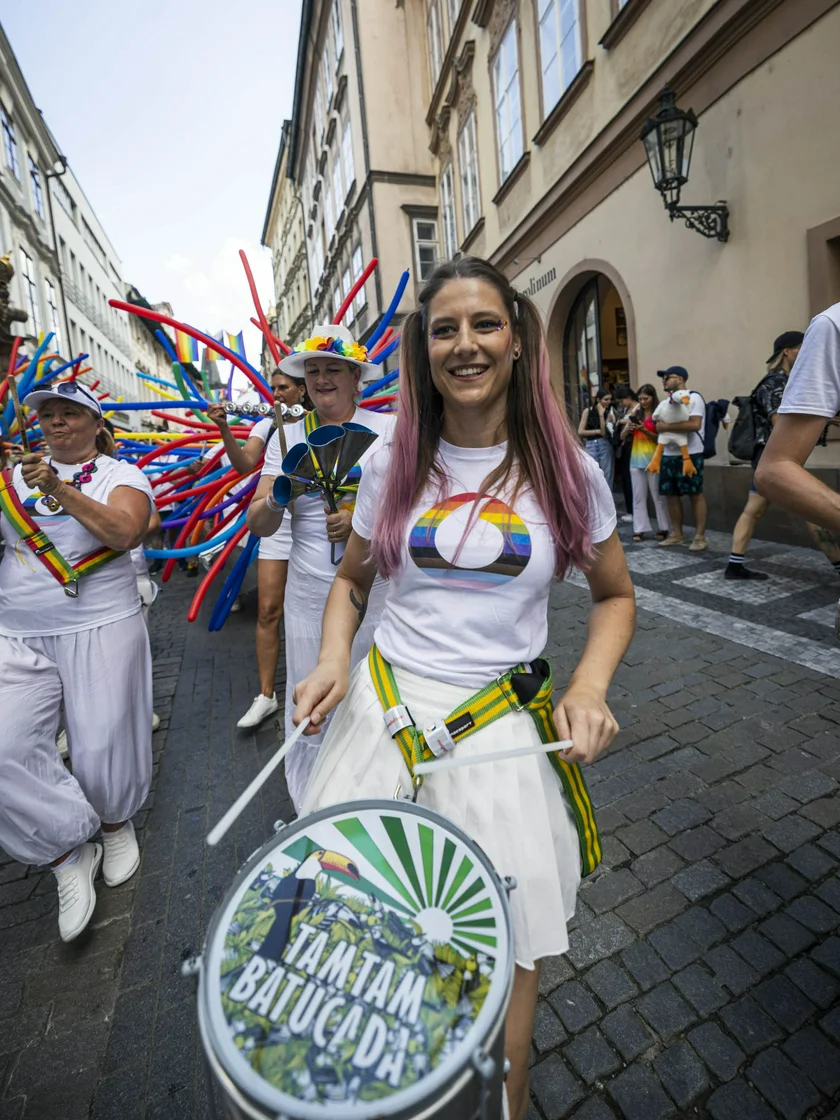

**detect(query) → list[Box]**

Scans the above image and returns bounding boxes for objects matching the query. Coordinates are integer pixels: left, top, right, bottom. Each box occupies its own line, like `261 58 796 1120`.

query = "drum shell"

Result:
195 800 515 1120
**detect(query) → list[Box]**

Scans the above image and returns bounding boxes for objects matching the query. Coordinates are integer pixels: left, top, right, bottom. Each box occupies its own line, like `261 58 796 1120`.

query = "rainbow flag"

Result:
226 331 246 361
205 331 225 362
174 328 199 364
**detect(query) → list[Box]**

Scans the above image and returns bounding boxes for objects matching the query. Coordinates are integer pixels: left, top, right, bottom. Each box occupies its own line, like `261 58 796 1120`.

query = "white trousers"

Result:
630 466 671 535
283 561 386 811
0 613 153 865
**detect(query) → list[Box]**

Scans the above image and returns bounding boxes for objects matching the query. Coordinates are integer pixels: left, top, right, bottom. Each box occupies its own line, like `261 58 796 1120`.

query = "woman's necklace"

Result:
43 455 99 511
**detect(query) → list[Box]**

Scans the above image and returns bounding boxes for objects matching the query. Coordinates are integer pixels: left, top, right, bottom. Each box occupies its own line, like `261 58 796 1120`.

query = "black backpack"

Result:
690 392 731 459
727 373 777 462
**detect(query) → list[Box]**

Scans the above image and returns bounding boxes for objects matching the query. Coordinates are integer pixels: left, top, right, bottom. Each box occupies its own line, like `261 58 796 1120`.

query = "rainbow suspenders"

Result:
0 469 123 598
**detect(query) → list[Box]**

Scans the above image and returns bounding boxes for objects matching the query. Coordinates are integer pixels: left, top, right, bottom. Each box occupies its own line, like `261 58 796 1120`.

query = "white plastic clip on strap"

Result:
424 720 457 757
383 704 413 737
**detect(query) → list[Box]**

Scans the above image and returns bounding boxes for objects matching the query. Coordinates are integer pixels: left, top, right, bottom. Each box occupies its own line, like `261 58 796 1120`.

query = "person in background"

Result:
724 331 803 579
756 303 840 564
578 387 616 490
613 384 637 522
622 383 671 541
655 365 708 551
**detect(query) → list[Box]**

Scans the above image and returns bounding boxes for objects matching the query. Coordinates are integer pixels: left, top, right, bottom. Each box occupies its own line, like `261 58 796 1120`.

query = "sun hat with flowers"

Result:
279 322 379 379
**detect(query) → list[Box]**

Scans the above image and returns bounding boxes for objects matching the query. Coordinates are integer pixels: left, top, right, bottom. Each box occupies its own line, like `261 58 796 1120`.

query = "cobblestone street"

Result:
2 525 840 1120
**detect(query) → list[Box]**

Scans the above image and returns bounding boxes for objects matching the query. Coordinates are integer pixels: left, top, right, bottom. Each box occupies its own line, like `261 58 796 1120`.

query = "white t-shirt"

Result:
779 303 840 419
0 456 155 637
662 390 706 457
352 440 617 689
262 408 395 581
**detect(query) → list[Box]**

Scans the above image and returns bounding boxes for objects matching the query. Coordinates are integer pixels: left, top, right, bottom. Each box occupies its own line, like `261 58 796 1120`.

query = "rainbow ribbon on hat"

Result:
293 336 368 362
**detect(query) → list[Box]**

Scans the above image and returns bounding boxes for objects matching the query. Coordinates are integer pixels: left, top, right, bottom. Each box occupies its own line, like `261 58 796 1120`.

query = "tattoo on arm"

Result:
349 589 368 625
815 526 840 548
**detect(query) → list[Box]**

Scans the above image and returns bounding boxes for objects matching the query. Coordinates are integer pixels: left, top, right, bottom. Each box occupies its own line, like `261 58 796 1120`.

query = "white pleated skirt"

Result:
300 657 583 969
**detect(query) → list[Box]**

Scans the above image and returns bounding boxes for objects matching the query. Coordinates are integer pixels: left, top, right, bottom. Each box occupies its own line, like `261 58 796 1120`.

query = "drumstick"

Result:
207 716 311 846
412 739 574 776
8 375 30 454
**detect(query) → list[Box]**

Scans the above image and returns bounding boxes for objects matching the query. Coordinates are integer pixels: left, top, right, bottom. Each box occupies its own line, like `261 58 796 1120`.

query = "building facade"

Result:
51 165 149 428
263 120 313 350
277 0 439 373
0 25 67 357
0 22 159 431
419 0 840 537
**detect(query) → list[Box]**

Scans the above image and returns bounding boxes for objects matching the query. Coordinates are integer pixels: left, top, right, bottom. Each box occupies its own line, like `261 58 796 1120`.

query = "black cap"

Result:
656 365 689 382
767 331 804 362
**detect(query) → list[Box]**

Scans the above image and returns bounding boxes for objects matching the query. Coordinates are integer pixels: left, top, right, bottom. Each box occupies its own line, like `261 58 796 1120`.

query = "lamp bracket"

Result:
667 201 730 243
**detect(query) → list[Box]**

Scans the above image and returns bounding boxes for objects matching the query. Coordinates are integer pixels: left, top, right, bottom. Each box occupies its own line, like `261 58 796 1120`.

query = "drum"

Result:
193 799 515 1120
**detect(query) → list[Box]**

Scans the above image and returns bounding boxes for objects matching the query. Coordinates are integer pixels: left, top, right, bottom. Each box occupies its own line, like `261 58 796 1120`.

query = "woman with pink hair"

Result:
292 257 635 1120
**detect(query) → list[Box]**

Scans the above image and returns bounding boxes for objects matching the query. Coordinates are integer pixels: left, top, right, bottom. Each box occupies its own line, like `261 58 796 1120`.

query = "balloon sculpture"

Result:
1 254 405 630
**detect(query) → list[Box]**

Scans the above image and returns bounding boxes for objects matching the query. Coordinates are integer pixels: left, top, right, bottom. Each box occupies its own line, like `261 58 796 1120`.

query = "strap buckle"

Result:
63 580 79 598
383 704 413 738
423 720 457 758
497 671 526 713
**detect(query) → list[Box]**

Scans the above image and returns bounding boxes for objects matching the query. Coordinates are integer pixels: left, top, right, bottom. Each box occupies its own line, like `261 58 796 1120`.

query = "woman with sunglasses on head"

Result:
578 387 617 489
291 258 635 1120
0 381 155 943
206 370 311 706
246 325 394 805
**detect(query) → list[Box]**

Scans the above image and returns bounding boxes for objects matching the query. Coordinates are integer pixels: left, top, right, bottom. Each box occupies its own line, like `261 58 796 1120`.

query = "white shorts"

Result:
258 533 292 562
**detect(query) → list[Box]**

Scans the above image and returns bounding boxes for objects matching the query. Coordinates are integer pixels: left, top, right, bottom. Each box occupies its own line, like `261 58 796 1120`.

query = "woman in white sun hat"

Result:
247 324 394 808
0 380 154 943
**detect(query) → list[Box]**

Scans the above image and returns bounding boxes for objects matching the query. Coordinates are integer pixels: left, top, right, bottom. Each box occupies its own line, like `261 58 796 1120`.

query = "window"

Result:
19 248 40 335
538 0 582 113
314 83 325 145
446 0 460 37
342 266 352 305
332 0 344 60
45 280 61 351
341 119 354 193
52 176 76 223
29 156 44 219
458 110 481 234
412 219 439 281
493 21 523 181
331 157 343 220
351 245 365 313
324 175 335 237
1 106 19 180
427 0 444 86
440 164 457 259
333 285 342 317
322 51 334 106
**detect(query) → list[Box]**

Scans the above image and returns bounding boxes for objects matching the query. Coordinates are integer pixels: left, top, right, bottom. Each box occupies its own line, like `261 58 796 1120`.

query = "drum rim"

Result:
199 798 514 1119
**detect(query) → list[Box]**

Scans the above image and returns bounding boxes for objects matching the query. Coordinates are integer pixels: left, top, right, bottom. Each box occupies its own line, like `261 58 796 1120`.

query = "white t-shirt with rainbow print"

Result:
352 439 616 690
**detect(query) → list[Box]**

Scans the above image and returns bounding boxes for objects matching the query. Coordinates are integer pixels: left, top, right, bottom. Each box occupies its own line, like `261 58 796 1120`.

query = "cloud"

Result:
157 236 275 391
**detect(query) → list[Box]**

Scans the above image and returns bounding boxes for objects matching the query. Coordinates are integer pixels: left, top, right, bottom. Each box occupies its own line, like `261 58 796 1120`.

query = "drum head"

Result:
201 800 513 1118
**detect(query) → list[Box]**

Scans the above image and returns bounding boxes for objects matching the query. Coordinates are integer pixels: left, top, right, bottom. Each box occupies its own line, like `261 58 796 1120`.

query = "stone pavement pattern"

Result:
0 527 838 1119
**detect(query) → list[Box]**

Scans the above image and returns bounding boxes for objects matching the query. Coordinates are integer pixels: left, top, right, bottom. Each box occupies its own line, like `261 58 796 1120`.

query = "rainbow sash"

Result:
0 470 123 598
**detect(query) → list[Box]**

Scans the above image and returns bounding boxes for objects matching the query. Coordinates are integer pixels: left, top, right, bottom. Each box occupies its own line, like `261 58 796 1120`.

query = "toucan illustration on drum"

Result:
258 848 360 963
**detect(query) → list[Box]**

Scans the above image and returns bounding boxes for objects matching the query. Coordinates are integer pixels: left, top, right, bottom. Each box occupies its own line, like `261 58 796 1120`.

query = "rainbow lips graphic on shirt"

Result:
408 492 531 590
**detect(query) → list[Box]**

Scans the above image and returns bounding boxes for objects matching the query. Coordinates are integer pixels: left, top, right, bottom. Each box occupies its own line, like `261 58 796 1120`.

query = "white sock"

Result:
53 847 81 871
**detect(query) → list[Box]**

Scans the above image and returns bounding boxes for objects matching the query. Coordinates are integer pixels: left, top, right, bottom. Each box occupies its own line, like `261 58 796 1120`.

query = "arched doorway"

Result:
563 276 629 422
545 261 635 427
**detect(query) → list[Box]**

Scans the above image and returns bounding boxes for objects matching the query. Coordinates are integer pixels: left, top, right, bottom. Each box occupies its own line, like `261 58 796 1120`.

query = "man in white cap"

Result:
246 324 395 807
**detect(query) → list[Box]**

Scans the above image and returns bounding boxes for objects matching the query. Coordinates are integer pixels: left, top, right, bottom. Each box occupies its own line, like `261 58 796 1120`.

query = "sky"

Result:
0 0 302 384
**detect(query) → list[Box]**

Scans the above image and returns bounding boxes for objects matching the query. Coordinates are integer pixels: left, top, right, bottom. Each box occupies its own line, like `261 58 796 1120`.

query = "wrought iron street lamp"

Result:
640 86 730 242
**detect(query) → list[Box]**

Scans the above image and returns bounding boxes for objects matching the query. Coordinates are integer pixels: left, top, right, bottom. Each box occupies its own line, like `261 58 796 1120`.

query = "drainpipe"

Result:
350 0 383 319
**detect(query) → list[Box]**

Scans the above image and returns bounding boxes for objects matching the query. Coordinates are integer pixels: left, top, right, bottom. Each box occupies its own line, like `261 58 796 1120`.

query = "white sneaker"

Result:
237 693 279 729
152 712 161 732
229 597 242 613
101 820 140 887
620 514 634 523
57 729 69 759
53 842 102 942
